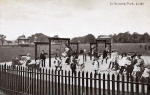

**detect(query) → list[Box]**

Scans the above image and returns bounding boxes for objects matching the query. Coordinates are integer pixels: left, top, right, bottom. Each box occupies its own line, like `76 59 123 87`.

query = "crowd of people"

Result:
91 48 150 80
11 44 150 80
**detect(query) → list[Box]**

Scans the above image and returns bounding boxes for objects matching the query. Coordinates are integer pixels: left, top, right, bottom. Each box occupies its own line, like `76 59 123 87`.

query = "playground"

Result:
0 37 150 95
0 37 150 75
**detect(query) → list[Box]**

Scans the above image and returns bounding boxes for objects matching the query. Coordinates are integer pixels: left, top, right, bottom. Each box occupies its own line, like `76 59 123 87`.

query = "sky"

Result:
0 0 150 40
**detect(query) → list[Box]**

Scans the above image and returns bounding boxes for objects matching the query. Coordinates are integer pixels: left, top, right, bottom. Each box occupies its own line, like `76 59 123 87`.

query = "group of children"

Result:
91 49 150 80
54 45 85 74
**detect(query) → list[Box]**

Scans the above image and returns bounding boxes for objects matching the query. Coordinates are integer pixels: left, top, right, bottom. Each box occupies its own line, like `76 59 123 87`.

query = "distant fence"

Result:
0 65 150 95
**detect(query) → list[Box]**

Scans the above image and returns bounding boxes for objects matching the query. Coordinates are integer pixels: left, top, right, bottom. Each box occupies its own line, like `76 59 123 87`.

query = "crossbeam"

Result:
49 37 70 41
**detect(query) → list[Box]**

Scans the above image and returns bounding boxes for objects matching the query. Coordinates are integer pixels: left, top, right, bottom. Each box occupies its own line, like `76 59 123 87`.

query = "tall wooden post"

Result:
49 39 51 67
90 43 92 60
35 42 37 61
77 43 79 55
96 40 98 55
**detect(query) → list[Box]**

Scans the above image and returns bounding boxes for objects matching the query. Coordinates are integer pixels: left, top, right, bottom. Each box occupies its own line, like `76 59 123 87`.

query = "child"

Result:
140 65 150 81
54 56 62 70
70 56 77 75
92 58 99 74
132 63 141 77
25 53 32 66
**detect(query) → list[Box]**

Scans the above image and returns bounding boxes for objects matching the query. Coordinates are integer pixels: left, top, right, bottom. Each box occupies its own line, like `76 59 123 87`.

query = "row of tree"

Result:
0 32 150 45
112 32 150 43
71 32 150 43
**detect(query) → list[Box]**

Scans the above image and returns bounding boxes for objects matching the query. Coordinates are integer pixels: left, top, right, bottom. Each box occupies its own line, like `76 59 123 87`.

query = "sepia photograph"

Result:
0 0 150 95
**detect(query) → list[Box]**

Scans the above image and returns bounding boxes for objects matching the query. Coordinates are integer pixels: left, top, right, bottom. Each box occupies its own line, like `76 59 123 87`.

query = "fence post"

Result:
94 72 97 95
112 74 115 95
54 70 57 95
23 67 25 94
5 65 7 90
36 68 39 95
45 69 48 95
98 73 101 95
117 74 120 95
74 71 77 95
55 70 58 95
18 66 21 92
68 71 71 94
61 70 63 95
107 74 110 95
20 66 22 92
147 78 150 94
0 65 1 88
122 75 125 95
126 73 129 93
90 72 93 95
39 68 42 95
48 69 51 95
58 70 60 95
135 75 139 95
32 68 34 95
78 71 81 95
42 68 45 95
103 73 105 95
65 70 67 95
141 76 145 95
86 72 88 95
82 71 85 95
72 71 74 95
34 68 36 95
130 75 134 95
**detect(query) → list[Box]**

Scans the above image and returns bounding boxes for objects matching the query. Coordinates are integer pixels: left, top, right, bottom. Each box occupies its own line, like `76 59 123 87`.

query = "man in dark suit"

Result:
40 50 47 67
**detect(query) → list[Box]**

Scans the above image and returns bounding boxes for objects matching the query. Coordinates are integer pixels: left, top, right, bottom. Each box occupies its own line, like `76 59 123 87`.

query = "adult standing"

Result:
40 50 47 67
102 49 108 64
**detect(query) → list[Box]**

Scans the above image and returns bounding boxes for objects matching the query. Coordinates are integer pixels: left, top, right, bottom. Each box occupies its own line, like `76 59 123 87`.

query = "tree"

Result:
0 34 6 45
84 34 96 43
28 33 49 42
71 34 96 43
130 32 141 43
139 32 150 43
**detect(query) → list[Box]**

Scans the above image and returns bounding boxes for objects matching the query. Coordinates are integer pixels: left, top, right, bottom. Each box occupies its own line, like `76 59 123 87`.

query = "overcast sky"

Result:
0 0 150 40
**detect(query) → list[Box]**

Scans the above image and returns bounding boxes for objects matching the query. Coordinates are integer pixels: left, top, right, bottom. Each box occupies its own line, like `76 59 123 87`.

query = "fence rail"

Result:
0 65 150 95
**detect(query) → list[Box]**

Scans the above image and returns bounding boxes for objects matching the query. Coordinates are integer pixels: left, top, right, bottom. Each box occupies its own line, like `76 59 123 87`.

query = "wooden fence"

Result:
0 65 149 95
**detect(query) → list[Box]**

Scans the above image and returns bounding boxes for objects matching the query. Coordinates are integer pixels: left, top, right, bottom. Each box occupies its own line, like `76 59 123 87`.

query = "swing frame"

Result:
90 37 112 60
34 37 71 67
34 37 80 67
49 37 70 67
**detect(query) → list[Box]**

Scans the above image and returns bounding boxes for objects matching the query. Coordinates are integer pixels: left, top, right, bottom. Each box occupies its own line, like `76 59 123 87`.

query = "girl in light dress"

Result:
54 56 62 70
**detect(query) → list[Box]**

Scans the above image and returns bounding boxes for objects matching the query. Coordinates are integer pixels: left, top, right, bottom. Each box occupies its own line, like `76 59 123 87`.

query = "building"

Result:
17 35 30 46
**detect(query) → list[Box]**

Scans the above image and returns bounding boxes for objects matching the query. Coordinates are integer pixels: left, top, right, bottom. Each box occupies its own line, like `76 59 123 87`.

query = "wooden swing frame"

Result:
34 37 79 67
90 38 112 60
